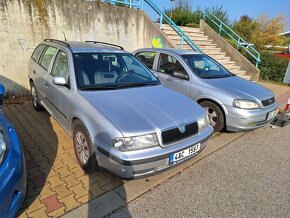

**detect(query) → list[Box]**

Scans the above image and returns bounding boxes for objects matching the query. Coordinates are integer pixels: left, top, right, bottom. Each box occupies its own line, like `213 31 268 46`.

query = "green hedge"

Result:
164 8 201 26
259 52 289 82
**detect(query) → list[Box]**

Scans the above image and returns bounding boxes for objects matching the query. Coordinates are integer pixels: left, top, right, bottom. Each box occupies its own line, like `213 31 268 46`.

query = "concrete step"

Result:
224 65 241 71
168 35 209 41
179 26 202 33
162 24 204 34
174 41 216 47
231 70 247 76
216 60 236 66
162 29 205 38
210 55 231 61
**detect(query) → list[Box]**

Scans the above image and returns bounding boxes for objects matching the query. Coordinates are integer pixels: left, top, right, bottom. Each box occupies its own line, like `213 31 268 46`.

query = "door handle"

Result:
33 70 36 74
45 82 49 88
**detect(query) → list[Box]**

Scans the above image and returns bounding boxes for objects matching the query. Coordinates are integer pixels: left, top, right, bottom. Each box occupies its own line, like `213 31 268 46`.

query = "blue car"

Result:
0 84 27 217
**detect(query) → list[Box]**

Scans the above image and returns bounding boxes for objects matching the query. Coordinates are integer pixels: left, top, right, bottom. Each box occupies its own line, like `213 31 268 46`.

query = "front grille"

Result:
262 97 275 107
161 122 198 145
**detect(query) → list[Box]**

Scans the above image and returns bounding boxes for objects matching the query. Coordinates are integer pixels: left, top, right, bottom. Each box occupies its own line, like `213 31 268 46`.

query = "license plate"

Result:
267 109 279 120
169 143 201 165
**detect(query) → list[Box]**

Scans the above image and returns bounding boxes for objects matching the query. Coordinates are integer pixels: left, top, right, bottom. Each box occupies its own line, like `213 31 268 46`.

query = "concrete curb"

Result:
62 132 245 218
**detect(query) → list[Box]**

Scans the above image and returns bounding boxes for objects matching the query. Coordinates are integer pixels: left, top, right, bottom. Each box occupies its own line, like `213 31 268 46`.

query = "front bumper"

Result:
0 128 27 218
225 102 278 132
96 126 213 179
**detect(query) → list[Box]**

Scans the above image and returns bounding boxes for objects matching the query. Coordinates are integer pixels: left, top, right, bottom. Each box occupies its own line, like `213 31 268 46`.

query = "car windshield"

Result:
182 54 234 79
74 53 159 90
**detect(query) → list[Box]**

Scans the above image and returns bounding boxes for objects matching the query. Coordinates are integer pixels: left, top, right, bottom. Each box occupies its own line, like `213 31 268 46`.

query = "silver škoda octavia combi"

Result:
28 39 213 179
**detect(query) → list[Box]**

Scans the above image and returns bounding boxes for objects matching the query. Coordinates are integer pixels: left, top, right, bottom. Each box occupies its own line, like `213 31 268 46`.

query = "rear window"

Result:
135 51 156 69
39 46 58 70
31 44 46 62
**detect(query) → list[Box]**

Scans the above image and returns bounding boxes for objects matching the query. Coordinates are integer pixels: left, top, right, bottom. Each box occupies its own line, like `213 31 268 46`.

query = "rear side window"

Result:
135 51 156 69
31 44 46 62
39 46 58 70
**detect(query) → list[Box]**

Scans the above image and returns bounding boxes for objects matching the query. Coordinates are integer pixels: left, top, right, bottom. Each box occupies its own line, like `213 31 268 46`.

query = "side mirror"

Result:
0 84 5 106
172 71 189 80
53 77 66 86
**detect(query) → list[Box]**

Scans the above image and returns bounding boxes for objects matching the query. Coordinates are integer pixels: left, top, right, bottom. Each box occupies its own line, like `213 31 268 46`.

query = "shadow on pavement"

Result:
5 102 58 216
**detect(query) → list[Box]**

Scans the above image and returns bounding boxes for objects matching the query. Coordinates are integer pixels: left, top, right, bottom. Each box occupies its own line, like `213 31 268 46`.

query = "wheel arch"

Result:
197 98 227 127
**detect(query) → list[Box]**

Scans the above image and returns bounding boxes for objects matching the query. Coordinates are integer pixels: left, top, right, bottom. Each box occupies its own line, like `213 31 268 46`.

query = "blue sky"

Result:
145 0 290 32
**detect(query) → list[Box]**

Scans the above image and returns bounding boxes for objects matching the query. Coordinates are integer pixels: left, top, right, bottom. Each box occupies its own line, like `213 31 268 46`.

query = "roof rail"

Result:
44 39 71 48
85 41 124 50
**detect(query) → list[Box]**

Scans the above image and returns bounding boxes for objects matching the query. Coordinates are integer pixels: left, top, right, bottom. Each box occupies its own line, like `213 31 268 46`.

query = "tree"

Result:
209 5 232 26
252 14 287 49
233 15 257 42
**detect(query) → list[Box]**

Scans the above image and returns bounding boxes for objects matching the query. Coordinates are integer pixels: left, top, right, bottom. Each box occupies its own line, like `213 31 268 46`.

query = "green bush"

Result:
165 8 201 26
259 52 289 82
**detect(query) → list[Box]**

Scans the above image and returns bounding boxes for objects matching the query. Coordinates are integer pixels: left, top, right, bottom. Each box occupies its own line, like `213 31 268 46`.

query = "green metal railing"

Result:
144 0 202 53
201 10 260 67
102 0 143 9
99 0 202 53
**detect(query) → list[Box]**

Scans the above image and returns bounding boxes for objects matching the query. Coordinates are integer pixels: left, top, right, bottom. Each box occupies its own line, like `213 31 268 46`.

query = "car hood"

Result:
80 85 205 136
204 76 274 100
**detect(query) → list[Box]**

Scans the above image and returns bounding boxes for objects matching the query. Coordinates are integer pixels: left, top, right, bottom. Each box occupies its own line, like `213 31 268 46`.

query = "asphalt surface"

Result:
110 125 290 218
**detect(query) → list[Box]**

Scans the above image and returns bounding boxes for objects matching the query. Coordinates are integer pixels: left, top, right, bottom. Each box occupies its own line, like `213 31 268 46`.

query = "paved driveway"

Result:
5 103 122 218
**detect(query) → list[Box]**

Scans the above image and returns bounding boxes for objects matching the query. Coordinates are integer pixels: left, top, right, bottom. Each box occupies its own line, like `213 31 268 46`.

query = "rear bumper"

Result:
0 129 26 218
225 103 278 132
96 127 213 179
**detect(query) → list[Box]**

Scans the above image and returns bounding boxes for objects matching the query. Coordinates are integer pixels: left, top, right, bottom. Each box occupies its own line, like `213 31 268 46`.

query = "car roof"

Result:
134 48 202 56
43 40 129 54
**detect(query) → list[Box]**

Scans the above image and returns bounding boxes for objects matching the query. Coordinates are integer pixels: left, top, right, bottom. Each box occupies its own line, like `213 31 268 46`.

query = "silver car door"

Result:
157 53 191 96
45 50 71 128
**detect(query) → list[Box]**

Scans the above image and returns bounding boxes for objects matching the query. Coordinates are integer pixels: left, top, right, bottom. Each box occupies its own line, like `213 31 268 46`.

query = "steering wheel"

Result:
116 71 133 82
203 66 210 71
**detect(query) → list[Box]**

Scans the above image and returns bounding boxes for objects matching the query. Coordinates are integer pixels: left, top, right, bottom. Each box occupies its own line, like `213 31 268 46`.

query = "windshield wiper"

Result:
201 75 232 79
79 85 118 90
117 82 159 88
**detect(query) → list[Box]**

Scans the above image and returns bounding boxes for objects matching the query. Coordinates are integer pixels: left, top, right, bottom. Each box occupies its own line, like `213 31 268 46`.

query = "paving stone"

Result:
77 194 92 204
87 184 107 199
64 174 82 188
48 175 65 189
26 197 46 214
41 194 64 213
57 166 73 178
59 194 81 212
70 183 88 199
31 174 47 189
39 184 56 201
53 183 73 199
70 167 86 178
27 207 49 218
47 206 66 217
77 175 90 188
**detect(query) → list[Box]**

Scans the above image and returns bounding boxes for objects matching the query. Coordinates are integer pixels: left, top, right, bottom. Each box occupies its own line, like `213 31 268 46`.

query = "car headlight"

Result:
198 115 210 132
233 100 260 109
114 133 159 151
0 132 7 166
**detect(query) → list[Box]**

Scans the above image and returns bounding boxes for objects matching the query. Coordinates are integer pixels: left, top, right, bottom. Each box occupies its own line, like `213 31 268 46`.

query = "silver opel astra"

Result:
133 48 279 132
28 39 213 179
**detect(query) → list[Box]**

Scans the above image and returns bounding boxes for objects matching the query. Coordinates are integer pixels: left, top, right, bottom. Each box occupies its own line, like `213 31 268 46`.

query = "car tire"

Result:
73 120 98 173
30 82 44 111
200 101 225 132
